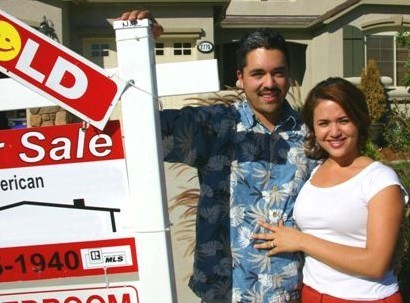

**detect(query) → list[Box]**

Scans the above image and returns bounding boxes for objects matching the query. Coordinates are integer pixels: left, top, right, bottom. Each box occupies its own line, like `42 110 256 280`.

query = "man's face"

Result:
237 48 290 128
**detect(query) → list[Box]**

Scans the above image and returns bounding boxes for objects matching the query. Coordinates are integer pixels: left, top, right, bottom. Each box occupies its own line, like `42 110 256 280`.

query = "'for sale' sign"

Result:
0 9 126 130
0 120 132 246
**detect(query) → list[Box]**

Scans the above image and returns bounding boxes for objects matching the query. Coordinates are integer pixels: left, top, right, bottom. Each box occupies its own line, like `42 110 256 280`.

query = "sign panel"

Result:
0 9 126 130
0 120 133 247
0 238 137 282
0 121 123 169
0 285 139 303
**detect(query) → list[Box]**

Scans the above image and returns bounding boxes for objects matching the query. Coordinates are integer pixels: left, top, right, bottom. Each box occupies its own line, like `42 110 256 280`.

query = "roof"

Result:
220 0 410 30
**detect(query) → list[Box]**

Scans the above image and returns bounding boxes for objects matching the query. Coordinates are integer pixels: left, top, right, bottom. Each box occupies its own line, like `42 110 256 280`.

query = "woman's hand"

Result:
252 220 303 256
119 10 164 39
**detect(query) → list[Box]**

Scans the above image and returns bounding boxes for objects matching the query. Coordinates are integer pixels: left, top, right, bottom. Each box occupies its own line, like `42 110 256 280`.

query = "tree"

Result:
360 59 387 123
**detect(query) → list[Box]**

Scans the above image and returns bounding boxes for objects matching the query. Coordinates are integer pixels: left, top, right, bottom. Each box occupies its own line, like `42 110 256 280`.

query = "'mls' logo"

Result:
0 11 124 129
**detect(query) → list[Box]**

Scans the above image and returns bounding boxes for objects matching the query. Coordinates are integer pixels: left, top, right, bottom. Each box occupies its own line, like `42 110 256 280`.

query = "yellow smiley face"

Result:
0 20 22 61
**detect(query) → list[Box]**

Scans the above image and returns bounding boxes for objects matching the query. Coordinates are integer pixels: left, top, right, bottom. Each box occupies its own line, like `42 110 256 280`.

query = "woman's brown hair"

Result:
301 77 370 160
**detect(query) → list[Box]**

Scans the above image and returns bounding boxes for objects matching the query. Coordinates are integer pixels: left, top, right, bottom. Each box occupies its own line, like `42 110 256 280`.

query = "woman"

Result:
252 77 408 302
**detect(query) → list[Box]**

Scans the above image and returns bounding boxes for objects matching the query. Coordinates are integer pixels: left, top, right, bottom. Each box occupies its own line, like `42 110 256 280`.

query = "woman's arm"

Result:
252 185 404 279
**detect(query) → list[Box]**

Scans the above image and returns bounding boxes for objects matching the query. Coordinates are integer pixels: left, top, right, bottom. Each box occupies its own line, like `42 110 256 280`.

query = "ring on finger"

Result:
270 240 275 248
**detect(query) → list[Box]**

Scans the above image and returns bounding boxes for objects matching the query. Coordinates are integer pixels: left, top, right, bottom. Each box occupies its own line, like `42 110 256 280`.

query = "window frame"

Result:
90 43 110 58
364 32 409 87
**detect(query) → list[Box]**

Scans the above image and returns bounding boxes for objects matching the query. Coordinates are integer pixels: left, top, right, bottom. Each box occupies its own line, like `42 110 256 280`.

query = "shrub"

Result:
362 139 381 160
392 161 410 302
384 100 410 152
360 60 388 123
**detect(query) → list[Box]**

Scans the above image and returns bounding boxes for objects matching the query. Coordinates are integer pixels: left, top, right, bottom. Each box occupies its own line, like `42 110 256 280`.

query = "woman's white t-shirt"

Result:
294 161 407 300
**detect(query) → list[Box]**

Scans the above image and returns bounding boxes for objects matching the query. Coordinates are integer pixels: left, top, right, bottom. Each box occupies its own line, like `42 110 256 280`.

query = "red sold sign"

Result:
0 9 126 130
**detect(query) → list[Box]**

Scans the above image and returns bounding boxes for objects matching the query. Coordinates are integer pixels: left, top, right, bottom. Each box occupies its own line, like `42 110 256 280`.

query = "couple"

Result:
120 10 408 303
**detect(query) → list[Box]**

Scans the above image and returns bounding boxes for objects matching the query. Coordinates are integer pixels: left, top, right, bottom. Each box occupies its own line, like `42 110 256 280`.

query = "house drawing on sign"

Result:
0 199 121 244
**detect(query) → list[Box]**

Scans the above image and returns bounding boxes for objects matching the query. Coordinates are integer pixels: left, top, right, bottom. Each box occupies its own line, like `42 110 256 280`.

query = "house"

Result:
0 1 409 301
221 0 410 97
1 0 409 106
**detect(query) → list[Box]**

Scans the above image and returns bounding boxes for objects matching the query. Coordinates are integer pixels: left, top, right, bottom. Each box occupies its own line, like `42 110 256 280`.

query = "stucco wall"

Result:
226 0 346 16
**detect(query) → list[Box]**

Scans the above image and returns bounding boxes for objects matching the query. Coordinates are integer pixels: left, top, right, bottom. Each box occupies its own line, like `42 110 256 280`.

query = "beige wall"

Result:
0 0 64 40
227 0 346 16
300 29 345 98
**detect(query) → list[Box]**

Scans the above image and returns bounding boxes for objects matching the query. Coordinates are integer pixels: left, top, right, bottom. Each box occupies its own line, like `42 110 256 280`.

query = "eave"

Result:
220 0 410 30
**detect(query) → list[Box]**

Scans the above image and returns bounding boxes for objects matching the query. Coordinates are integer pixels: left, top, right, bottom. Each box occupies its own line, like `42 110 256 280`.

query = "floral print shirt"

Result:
161 100 316 302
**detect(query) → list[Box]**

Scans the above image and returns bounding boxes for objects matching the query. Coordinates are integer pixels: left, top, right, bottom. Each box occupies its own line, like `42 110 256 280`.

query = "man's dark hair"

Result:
236 28 290 72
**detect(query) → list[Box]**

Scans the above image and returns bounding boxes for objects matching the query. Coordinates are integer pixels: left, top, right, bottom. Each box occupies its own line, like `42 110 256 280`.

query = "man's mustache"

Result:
259 87 282 95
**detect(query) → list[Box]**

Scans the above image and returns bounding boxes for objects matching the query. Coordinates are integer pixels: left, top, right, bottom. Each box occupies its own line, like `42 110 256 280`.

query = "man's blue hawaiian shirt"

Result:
160 99 316 303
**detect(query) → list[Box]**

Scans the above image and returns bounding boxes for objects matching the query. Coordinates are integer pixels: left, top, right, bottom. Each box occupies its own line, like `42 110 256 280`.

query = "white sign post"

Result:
114 19 177 302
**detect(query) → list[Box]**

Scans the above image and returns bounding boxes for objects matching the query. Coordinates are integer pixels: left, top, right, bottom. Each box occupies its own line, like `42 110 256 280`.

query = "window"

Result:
152 40 196 63
155 43 165 56
84 39 116 68
173 42 192 56
90 43 109 57
366 34 409 86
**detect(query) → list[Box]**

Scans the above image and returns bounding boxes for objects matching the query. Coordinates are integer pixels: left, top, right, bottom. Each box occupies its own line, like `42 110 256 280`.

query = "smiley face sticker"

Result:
0 20 22 61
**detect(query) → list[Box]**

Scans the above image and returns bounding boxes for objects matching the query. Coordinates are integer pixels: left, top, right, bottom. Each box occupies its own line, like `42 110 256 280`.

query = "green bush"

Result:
384 100 410 152
362 139 381 160
392 161 410 302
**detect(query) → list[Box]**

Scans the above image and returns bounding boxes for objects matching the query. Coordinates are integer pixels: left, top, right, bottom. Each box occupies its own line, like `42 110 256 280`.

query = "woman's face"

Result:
313 99 360 163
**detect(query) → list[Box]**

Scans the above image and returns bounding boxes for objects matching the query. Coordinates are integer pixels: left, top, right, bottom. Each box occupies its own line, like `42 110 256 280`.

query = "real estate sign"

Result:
0 121 139 283
0 9 126 130
0 10 181 302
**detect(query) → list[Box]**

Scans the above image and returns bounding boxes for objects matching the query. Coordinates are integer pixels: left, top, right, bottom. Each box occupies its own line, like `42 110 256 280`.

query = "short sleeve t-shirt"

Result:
294 161 407 300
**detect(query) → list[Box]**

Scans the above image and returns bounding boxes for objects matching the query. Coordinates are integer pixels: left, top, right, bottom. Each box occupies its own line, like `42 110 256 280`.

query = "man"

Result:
121 10 315 303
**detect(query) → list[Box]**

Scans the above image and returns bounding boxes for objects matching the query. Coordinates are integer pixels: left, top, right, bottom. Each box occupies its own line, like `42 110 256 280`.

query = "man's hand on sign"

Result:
119 10 164 39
